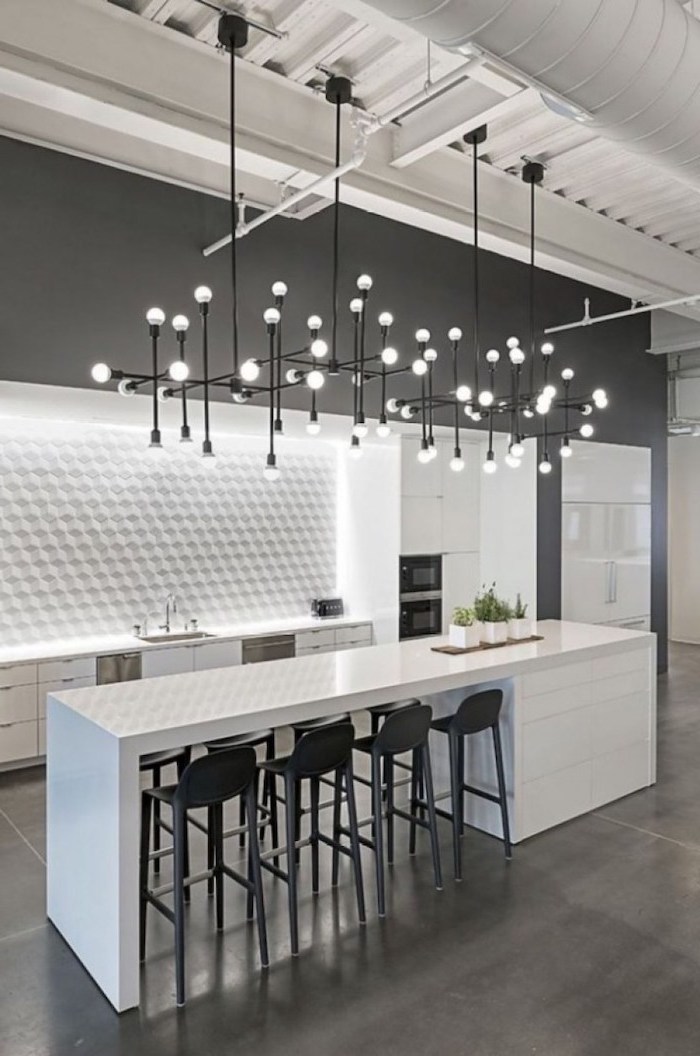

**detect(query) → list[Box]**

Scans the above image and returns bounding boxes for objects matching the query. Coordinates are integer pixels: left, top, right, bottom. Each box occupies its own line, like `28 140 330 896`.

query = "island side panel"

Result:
47 696 141 1012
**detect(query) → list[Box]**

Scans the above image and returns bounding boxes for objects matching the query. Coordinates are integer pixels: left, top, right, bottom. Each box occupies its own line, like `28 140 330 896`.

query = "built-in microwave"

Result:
400 596 442 640
400 555 442 597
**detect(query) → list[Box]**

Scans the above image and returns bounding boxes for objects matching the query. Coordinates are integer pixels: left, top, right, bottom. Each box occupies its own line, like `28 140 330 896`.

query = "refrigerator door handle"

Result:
611 560 617 604
605 561 613 604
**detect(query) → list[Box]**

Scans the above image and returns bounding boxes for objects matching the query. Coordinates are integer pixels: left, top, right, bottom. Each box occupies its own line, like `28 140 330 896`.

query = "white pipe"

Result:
545 294 700 334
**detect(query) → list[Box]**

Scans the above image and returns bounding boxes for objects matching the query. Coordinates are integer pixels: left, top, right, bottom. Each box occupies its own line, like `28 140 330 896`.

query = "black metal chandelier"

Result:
90 13 608 480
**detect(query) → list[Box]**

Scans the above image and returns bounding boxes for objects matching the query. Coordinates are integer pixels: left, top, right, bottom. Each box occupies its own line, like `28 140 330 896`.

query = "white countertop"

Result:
0 614 370 668
49 621 654 743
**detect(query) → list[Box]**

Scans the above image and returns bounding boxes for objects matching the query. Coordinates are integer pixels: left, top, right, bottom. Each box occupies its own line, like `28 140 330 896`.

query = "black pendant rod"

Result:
150 329 160 447
331 101 341 374
528 176 535 397
201 302 212 455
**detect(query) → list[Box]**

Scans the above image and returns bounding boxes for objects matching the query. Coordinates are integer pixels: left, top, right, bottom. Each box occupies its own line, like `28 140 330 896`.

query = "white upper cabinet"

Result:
401 496 443 554
400 436 443 497
400 437 480 555
562 441 651 504
441 441 480 553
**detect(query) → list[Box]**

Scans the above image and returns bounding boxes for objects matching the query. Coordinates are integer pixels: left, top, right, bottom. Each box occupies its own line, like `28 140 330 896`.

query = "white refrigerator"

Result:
561 442 651 631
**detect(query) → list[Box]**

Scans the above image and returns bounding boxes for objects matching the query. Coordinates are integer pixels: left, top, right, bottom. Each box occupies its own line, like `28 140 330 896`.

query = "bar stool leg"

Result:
294 779 303 867
386 756 395 865
284 773 300 955
492 723 512 860
260 733 275 842
310 776 321 895
457 736 465 837
213 802 224 931
238 796 246 849
182 804 191 905
343 758 366 925
173 805 187 1007
409 747 419 856
139 793 152 962
152 765 161 875
448 732 463 881
207 805 215 897
421 743 443 891
371 750 386 917
331 767 342 887
245 782 270 968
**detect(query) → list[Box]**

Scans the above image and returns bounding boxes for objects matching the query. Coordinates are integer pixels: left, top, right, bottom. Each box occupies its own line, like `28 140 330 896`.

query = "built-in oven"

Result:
399 554 443 640
400 555 442 596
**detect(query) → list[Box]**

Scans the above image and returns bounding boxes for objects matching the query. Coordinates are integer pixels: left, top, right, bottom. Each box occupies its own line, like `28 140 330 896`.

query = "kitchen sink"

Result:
137 631 217 644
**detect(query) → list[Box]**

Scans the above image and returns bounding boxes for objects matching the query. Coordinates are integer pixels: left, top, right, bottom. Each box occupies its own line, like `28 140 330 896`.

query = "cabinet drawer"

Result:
38 719 46 756
0 720 38 764
38 657 96 683
0 684 37 724
193 640 242 671
295 644 335 657
38 676 96 718
336 624 372 646
0 663 37 690
141 647 194 679
295 629 335 651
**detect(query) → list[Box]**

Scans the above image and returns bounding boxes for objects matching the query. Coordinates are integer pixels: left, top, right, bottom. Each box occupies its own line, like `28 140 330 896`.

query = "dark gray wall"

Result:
0 135 667 668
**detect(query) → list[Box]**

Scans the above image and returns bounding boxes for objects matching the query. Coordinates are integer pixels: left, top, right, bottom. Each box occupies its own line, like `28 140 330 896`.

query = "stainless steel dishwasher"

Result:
97 652 143 685
242 635 295 664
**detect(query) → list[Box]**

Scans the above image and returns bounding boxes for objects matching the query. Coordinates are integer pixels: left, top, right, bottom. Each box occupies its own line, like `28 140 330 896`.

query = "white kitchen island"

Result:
46 620 656 1012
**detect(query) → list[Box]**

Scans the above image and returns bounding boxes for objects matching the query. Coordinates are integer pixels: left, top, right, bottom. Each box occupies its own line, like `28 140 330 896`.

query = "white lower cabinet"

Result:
38 676 95 719
0 670 39 763
295 623 373 657
141 647 194 679
193 640 242 671
0 721 38 764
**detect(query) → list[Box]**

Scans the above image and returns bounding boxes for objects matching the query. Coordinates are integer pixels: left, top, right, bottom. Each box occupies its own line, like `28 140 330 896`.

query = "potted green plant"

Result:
474 584 511 645
449 606 480 649
508 594 532 640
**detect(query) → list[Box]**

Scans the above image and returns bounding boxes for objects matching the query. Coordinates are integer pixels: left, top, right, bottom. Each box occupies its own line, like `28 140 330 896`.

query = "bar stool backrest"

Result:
291 722 356 778
452 689 503 736
375 703 432 755
174 745 257 810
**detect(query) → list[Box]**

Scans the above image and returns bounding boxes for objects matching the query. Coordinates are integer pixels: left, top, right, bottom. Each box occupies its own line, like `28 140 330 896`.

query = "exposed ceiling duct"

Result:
356 0 700 191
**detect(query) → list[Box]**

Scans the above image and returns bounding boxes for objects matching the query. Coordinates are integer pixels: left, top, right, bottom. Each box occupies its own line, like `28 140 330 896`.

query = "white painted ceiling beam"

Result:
3 0 700 320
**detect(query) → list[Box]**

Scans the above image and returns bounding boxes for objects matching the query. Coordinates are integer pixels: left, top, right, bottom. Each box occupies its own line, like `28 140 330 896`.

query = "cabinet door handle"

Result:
605 561 614 603
611 561 618 604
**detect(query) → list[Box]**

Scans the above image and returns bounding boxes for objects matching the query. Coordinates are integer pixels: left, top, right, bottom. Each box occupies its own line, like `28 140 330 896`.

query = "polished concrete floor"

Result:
2 644 700 1055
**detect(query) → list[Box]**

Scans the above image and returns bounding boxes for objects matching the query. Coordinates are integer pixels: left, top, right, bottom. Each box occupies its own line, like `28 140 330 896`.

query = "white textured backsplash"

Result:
0 421 337 645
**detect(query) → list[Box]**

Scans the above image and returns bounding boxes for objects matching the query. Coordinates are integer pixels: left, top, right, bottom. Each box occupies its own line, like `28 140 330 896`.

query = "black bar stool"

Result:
368 698 420 735
140 746 191 880
259 722 365 956
430 688 512 880
289 712 350 860
140 746 269 1007
349 704 442 917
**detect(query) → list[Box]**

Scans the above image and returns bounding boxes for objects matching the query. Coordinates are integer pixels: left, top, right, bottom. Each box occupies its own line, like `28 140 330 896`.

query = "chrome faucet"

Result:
160 593 178 634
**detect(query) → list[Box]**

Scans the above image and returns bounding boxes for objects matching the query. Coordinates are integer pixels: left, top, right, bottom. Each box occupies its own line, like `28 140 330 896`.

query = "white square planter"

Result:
449 624 481 649
508 618 532 640
480 621 508 646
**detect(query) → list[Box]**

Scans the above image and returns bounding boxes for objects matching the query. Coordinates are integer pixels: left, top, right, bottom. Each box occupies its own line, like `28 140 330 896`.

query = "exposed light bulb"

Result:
271 280 288 298
523 406 535 418
415 328 430 344
357 274 373 291
400 405 414 420
505 453 521 469
311 338 328 358
428 443 438 461
560 441 573 458
194 286 212 305
467 407 482 421
91 363 111 384
169 360 189 382
307 314 322 331
353 421 368 439
146 307 166 326
376 421 391 438
510 441 525 459
539 458 553 474
286 368 303 384
386 398 400 414
117 379 136 397
232 392 249 404
486 348 500 364
561 368 574 381
581 403 593 416
306 419 321 436
541 341 554 356
307 369 325 390
378 311 393 328
240 359 261 382
450 456 465 473
417 446 432 464
506 336 520 350
412 358 428 376
509 348 525 365
580 423 594 438
349 438 363 459
483 456 498 475
424 348 438 362
263 465 281 482
455 384 472 402
382 346 398 365
536 396 551 415
263 307 281 327
172 314 189 332
478 390 494 407
157 386 171 403
543 384 557 400
448 327 463 342
593 388 608 408
350 298 364 314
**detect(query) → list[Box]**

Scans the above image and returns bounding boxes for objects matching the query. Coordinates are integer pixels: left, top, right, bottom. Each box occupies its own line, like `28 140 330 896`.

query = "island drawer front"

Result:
0 684 38 724
589 667 649 705
522 707 593 783
521 661 593 699
591 648 650 680
295 629 336 651
591 742 651 809
0 663 37 690
590 692 651 757
38 676 96 718
336 624 372 646
38 657 96 683
522 761 592 839
0 720 38 764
